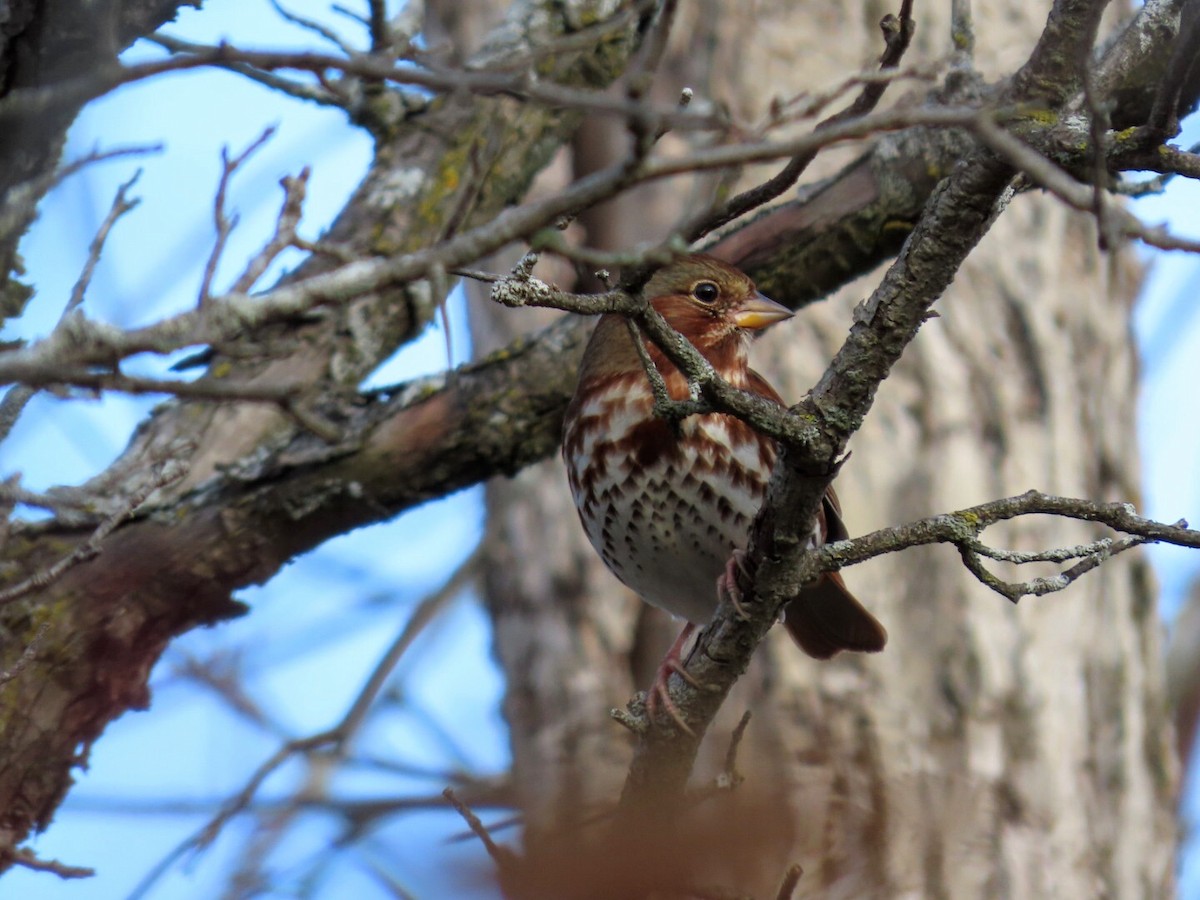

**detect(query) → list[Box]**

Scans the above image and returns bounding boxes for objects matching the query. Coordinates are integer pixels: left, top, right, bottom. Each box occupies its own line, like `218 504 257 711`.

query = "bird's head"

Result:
575 255 793 387
643 254 793 361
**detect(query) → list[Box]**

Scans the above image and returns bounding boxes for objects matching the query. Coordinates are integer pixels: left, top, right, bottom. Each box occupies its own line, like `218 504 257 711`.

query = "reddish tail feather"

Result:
784 571 888 659
783 491 888 659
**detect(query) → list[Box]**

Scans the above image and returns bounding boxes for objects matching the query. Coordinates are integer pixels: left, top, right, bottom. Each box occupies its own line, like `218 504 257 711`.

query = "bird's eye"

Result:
692 281 720 305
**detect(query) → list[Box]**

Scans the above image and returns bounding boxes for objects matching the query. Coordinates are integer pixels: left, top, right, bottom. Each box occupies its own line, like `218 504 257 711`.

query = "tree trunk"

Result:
479 1 1179 896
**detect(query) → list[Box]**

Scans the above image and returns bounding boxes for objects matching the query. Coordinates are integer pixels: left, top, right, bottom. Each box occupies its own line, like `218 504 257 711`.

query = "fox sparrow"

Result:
562 255 887 720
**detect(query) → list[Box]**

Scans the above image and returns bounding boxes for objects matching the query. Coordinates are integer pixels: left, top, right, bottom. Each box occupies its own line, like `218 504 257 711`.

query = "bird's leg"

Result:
645 622 702 735
718 549 753 620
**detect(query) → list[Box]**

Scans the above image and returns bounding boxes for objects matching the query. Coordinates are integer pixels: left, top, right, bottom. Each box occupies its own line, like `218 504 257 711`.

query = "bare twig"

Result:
960 533 1149 601
367 0 389 54
68 171 142 314
0 102 987 393
231 168 311 294
10 849 93 880
170 650 288 738
199 127 277 306
717 710 752 791
1146 0 1200 132
626 316 695 419
975 117 1200 253
0 385 36 448
0 170 144 443
1080 48 1116 251
331 548 481 747
124 730 339 900
797 491 1194 603
684 0 917 241
0 479 92 515
776 864 805 900
146 33 344 107
0 458 188 608
626 0 679 91
269 0 359 56
19 367 302 402
443 787 513 868
1 102 997 395
0 144 161 248
128 548 480 899
330 4 369 28
763 59 945 128
0 623 49 688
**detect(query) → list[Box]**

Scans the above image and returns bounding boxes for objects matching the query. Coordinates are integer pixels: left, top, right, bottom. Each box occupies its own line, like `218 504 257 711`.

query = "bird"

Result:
561 254 887 724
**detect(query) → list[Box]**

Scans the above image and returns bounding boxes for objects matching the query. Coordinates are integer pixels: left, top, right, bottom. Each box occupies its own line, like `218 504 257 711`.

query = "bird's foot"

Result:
644 623 701 736
719 549 753 621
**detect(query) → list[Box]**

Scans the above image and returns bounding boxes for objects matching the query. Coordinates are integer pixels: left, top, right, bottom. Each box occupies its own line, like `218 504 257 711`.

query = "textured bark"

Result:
0 0 648 866
479 2 1178 897
0 0 1186 891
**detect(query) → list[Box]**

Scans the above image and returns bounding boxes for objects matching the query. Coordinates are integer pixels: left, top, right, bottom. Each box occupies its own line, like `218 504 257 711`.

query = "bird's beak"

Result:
733 292 794 331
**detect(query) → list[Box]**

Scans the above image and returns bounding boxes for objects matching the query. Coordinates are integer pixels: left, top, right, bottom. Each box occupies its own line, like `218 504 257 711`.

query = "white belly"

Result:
564 389 769 624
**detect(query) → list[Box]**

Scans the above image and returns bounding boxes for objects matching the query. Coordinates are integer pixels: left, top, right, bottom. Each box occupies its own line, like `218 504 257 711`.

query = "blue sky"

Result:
4 3 506 897
3 2 1199 897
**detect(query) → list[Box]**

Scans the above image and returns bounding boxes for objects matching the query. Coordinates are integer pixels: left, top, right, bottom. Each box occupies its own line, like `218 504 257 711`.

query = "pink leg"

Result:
719 549 752 620
645 622 701 734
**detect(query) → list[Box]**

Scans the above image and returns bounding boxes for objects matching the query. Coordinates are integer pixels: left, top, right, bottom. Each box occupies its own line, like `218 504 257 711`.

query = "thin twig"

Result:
0 144 161 247
959 533 1148 602
231 168 311 294
11 849 94 880
124 730 339 900
199 126 277 306
443 787 513 868
331 548 481 747
67 171 142 315
0 170 143 443
146 33 344 107
1080 52 1116 251
0 623 49 688
0 102 989 392
684 0 917 241
763 59 945 128
626 0 679 91
775 864 804 900
625 317 684 418
130 548 480 900
0 384 36 447
717 710 752 791
0 459 188 608
975 117 1200 253
270 0 359 56
0 479 92 514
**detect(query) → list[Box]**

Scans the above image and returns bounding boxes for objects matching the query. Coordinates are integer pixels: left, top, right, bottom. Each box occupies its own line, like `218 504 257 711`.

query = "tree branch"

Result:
617 0 1135 810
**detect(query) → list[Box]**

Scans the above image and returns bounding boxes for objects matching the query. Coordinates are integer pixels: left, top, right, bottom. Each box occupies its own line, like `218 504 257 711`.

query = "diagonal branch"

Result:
618 0 1121 810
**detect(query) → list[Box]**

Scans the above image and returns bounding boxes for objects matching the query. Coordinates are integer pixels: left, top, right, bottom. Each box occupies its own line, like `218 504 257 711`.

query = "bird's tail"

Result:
783 571 888 659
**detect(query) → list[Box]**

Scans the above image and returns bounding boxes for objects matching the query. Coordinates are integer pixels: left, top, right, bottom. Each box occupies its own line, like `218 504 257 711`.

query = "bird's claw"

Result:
719 549 753 620
645 657 699 737
644 625 702 736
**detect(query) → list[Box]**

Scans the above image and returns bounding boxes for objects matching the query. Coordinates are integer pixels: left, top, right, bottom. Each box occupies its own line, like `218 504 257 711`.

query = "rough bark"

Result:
480 1 1178 897
0 0 1187 892
0 0 649 866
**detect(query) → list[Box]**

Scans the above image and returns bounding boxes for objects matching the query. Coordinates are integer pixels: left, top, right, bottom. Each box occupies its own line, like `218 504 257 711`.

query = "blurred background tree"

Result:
1 0 1198 897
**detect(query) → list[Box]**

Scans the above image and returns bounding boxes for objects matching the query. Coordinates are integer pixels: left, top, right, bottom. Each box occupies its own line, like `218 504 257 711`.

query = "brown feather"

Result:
784 570 889 659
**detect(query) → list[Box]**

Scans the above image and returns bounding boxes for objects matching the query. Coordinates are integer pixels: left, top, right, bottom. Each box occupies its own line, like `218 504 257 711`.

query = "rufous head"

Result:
575 255 792 385
641 255 793 355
